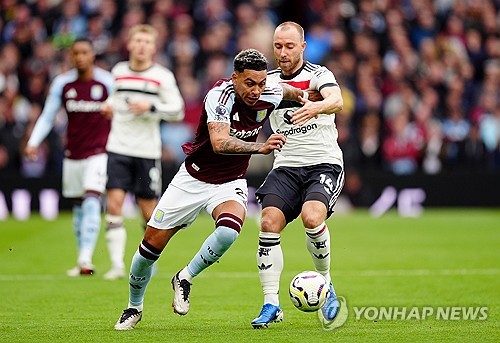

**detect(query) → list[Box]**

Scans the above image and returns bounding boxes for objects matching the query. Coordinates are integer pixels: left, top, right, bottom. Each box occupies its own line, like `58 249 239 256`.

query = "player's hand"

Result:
291 97 320 126
101 103 113 119
25 145 38 161
259 133 286 154
128 100 152 115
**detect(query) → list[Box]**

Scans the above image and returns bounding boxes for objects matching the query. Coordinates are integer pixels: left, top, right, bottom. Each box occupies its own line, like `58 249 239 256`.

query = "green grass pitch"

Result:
1 209 499 342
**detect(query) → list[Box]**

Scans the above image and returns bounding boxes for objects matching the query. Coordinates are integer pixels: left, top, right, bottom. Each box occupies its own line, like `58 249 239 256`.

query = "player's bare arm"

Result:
280 82 308 102
291 86 343 126
209 122 286 154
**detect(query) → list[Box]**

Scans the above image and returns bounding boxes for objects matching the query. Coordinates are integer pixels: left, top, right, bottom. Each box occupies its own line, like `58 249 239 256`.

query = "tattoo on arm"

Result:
220 137 262 154
209 122 262 154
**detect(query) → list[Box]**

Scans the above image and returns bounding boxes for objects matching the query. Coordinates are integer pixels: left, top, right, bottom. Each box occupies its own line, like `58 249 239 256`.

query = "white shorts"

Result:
148 163 248 230
62 153 108 198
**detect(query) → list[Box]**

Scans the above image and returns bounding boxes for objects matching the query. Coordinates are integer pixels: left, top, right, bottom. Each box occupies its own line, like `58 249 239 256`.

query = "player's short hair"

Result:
72 37 94 50
233 49 268 73
127 24 158 41
276 21 305 42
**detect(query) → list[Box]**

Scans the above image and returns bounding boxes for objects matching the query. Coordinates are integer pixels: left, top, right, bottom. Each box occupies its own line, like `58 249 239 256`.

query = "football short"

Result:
62 153 108 198
106 152 161 199
148 163 248 230
256 163 344 223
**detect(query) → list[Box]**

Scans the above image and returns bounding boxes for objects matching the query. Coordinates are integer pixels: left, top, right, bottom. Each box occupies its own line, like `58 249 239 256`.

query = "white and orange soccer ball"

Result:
289 271 330 312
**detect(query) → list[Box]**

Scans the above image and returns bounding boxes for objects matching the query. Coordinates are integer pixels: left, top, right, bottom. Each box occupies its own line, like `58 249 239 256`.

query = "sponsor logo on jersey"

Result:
65 88 77 99
153 209 164 223
230 126 262 139
284 110 293 125
90 85 103 99
66 100 104 113
276 123 318 137
256 109 267 122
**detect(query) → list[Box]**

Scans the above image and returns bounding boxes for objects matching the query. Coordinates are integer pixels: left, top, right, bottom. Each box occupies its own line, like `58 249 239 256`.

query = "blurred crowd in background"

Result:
0 0 499 183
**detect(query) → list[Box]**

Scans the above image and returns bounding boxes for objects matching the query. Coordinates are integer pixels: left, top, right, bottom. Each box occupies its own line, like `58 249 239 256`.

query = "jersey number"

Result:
235 187 248 205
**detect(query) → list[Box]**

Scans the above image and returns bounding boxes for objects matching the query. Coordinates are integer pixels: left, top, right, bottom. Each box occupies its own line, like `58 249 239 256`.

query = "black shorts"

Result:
256 164 344 223
106 152 162 199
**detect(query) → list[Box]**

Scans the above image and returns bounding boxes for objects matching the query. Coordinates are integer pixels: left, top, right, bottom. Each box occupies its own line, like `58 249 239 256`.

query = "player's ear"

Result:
231 72 237 84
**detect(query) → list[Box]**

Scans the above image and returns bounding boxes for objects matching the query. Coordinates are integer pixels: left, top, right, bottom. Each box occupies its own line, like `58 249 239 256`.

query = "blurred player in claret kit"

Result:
25 38 114 276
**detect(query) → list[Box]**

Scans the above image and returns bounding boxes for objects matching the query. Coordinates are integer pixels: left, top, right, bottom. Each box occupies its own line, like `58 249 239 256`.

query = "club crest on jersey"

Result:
256 109 267 122
90 85 103 100
153 209 164 223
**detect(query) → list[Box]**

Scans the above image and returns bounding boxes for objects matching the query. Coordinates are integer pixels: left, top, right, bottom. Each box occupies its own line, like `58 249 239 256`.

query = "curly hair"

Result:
233 49 268 73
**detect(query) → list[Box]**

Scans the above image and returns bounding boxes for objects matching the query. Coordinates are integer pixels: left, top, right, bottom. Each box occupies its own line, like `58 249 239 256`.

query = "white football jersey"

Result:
106 62 184 159
267 61 344 168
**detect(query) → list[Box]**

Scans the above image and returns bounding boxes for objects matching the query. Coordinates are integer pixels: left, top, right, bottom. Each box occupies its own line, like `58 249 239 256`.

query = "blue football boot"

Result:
321 282 340 321
251 303 284 329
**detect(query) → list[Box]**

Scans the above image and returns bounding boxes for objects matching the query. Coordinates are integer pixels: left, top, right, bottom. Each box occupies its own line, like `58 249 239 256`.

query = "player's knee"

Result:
260 216 282 233
301 212 324 230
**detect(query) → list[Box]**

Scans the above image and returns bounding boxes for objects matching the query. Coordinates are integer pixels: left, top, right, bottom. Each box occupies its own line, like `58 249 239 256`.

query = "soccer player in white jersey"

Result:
251 21 345 328
113 49 313 330
100 24 185 280
25 38 114 276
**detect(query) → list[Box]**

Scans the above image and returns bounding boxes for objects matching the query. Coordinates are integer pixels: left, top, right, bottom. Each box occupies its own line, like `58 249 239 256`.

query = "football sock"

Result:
128 240 161 308
305 222 331 284
105 214 126 270
257 231 283 306
72 205 83 250
186 213 242 279
78 194 101 266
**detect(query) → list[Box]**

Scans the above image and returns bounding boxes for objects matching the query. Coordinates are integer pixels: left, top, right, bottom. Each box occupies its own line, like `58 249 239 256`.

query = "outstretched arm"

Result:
291 86 343 126
280 82 308 102
208 122 286 155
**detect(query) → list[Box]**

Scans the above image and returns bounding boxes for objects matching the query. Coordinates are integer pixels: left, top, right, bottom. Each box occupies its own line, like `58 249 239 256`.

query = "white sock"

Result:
305 222 331 283
257 232 283 306
179 267 193 283
78 248 93 266
105 214 127 270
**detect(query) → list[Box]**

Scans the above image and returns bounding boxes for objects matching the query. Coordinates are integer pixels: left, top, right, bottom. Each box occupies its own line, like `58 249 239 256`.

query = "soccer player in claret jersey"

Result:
251 21 345 328
101 24 185 280
25 38 114 276
114 48 310 330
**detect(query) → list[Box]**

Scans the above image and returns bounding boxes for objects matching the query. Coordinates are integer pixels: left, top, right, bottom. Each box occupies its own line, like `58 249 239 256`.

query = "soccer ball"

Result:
289 271 330 312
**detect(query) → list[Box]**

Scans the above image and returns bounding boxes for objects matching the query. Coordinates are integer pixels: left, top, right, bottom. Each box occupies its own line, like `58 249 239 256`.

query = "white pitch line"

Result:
0 268 498 281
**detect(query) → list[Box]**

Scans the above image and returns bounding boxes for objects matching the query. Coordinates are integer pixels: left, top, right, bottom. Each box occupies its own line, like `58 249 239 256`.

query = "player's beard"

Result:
278 58 300 75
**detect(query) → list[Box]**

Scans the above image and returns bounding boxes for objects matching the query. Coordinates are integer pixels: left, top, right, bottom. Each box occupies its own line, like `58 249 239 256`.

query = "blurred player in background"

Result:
113 48 311 330
100 24 185 280
251 21 345 328
25 38 114 276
